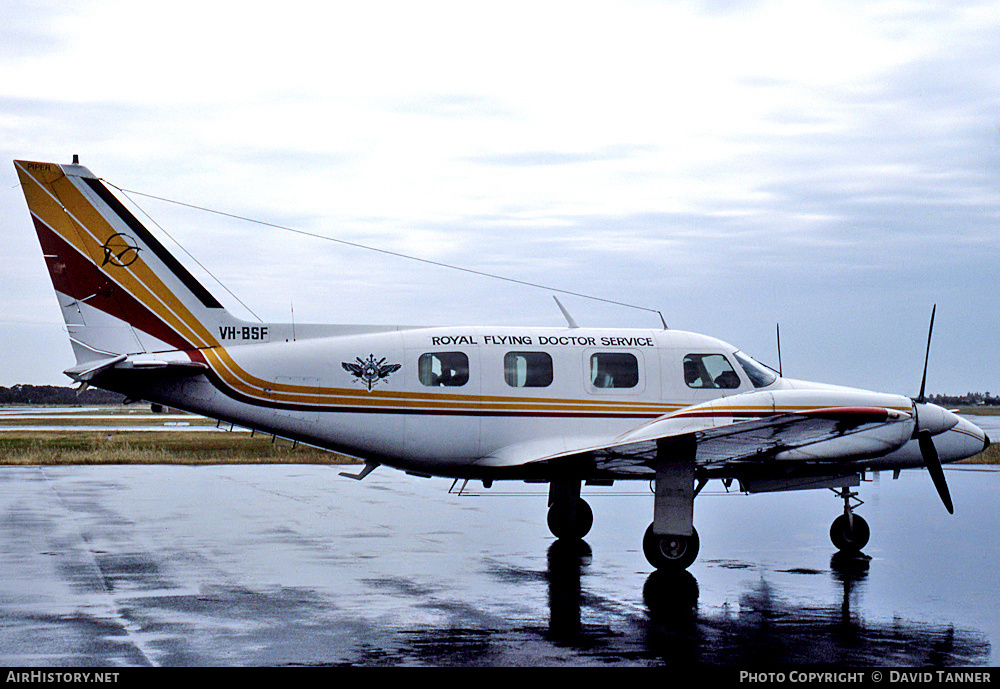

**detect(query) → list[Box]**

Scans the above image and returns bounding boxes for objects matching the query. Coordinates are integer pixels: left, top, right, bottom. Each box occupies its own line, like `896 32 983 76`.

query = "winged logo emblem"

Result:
342 354 401 391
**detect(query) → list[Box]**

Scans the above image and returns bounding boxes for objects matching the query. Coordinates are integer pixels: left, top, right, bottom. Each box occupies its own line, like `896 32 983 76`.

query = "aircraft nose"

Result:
925 414 990 465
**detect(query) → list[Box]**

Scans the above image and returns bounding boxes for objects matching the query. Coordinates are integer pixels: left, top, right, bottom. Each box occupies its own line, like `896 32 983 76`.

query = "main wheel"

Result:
830 513 870 552
643 524 700 570
547 497 594 540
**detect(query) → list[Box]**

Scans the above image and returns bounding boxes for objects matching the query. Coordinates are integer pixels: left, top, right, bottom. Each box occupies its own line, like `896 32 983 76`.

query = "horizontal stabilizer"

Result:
124 360 209 371
64 354 127 382
63 354 207 383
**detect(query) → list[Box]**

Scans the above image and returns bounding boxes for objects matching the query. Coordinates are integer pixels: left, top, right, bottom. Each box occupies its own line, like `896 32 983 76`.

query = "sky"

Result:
1 0 998 396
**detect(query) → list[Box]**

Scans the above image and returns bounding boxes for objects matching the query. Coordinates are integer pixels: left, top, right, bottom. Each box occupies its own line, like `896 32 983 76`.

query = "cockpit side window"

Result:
733 350 778 388
418 352 469 387
683 353 741 389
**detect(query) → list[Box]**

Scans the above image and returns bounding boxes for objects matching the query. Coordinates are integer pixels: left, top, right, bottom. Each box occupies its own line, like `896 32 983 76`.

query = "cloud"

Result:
463 144 658 167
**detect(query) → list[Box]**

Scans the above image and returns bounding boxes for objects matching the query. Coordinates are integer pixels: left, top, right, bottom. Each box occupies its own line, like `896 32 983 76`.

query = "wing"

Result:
477 388 915 478
342 362 364 376
593 404 911 475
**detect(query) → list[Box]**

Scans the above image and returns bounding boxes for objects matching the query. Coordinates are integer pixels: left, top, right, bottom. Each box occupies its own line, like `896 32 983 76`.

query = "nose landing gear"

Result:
830 485 870 552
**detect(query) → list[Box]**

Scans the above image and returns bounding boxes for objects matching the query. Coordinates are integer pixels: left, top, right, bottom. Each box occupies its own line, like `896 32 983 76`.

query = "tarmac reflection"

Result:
546 539 592 641
538 538 988 666
636 551 989 666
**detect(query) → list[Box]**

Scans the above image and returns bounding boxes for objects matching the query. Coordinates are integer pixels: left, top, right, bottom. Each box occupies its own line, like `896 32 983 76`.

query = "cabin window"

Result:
418 352 469 387
504 352 553 388
683 353 741 389
590 352 639 388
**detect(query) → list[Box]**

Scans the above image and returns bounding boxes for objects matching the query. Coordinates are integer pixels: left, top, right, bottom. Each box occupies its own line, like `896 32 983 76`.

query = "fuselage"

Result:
114 323 987 480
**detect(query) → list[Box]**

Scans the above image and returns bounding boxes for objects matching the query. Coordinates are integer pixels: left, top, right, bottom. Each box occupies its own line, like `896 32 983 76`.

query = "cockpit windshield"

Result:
733 350 778 388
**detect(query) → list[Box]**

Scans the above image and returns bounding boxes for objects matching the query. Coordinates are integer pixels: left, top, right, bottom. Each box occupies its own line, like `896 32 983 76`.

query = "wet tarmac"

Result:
0 453 997 668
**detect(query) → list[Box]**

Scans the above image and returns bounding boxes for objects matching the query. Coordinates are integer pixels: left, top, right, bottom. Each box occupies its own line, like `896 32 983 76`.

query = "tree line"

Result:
926 392 999 407
0 385 126 406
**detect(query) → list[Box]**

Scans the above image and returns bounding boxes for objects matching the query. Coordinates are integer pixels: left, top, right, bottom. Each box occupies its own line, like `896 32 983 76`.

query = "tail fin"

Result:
15 159 234 366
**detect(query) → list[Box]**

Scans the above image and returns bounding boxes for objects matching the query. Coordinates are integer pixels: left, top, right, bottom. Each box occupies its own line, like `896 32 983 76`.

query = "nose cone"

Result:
932 415 991 463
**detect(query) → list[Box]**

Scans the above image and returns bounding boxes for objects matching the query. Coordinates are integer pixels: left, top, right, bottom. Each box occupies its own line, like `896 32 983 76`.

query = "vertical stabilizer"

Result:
15 159 232 364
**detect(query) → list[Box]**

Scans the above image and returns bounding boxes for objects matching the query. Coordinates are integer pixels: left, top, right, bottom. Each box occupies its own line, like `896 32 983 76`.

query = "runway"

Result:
0 460 996 667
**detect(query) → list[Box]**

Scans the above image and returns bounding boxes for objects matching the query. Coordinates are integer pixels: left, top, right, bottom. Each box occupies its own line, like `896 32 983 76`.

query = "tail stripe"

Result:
18 163 299 395
81 177 224 309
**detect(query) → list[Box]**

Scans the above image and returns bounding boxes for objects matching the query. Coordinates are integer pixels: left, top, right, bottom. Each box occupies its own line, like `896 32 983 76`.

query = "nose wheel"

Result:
830 485 870 552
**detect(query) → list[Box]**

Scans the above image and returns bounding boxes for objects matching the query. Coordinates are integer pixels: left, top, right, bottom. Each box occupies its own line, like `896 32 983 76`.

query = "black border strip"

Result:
82 177 225 309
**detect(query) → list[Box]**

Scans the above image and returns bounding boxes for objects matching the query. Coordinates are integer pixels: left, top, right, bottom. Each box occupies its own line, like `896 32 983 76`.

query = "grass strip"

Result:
0 431 358 466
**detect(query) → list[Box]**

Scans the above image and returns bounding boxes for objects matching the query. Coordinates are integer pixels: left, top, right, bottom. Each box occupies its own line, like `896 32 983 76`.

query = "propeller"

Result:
916 304 935 404
918 430 954 514
912 304 954 514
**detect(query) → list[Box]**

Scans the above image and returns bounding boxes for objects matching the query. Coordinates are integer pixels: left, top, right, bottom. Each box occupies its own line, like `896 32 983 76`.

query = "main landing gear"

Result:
642 524 700 570
547 436 705 572
547 479 593 540
641 436 703 571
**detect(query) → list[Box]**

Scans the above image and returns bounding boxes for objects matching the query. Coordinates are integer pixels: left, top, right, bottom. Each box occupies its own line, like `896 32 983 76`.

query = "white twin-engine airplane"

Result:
15 158 990 571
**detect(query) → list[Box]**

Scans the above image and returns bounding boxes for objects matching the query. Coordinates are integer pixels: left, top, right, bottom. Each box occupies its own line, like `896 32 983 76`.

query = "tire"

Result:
830 514 870 552
642 523 700 570
547 497 594 540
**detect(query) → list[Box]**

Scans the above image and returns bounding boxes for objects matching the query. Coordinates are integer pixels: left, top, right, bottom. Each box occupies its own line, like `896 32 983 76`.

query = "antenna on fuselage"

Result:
553 296 579 328
776 323 783 377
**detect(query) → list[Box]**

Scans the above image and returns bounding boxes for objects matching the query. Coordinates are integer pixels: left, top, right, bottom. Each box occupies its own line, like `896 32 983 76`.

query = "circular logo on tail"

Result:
101 233 141 268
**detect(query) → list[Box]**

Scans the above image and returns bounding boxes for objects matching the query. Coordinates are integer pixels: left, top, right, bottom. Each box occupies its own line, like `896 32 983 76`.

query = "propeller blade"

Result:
918 429 954 514
917 304 936 403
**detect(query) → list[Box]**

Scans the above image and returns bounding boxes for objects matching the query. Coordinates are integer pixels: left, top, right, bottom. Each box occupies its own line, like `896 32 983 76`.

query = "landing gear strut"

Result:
830 485 870 552
644 435 702 571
